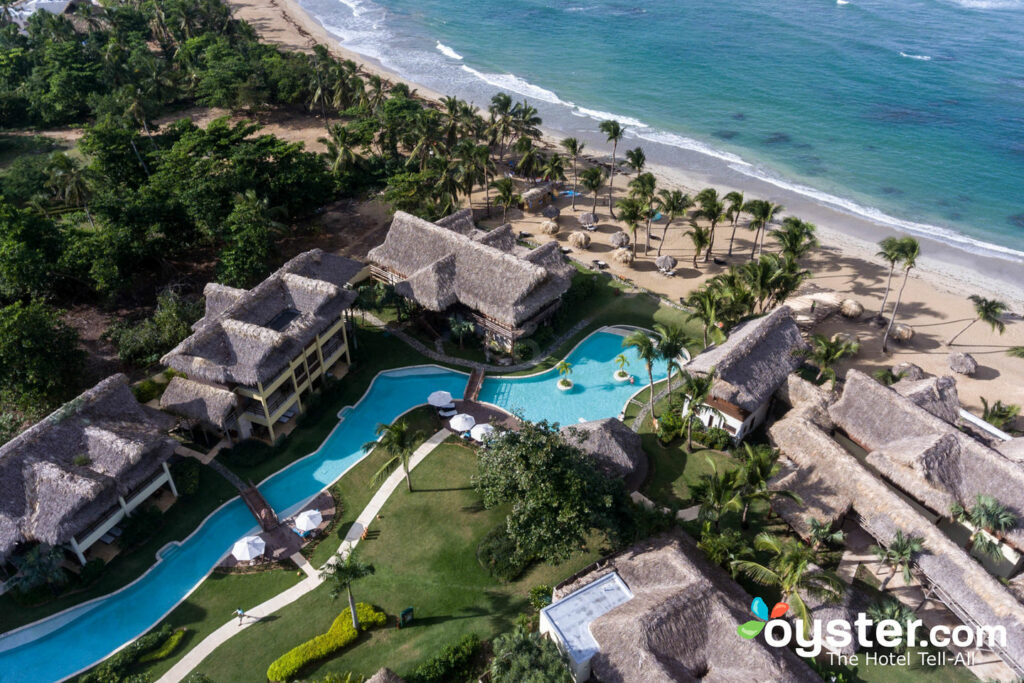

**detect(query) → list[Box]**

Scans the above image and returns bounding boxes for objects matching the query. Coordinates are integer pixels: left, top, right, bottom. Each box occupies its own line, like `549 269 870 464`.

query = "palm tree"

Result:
773 217 818 261
9 544 66 594
866 599 916 653
654 189 692 256
471 144 496 216
875 236 904 321
319 550 375 630
736 444 802 529
724 190 745 255
362 420 424 492
45 153 96 228
614 353 629 376
807 518 845 551
685 289 720 349
881 238 920 353
696 198 727 262
734 534 844 631
980 398 1020 430
540 153 566 184
872 368 906 386
514 138 542 182
580 166 605 214
624 146 646 173
1008 346 1024 359
598 119 625 218
653 323 691 397
697 527 753 578
951 494 1018 559
319 124 363 175
628 172 657 252
685 224 711 268
946 295 1008 346
560 137 585 209
743 199 784 259
449 315 475 349
870 530 924 590
690 459 743 530
616 198 644 256
679 369 715 449
490 178 520 223
797 334 860 387
555 360 573 387
623 330 658 417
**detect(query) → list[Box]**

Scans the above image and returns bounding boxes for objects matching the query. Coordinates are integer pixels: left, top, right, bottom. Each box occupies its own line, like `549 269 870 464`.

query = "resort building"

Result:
367 209 573 350
161 249 364 441
681 306 807 442
768 413 1024 676
560 418 646 491
540 533 817 682
0 375 178 566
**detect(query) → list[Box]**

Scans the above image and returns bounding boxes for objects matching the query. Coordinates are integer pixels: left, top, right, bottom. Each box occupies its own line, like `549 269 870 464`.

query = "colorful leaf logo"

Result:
737 597 789 639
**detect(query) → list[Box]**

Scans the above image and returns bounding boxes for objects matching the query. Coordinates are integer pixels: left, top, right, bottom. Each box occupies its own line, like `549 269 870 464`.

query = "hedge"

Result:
79 624 173 682
138 628 187 664
266 603 386 682
409 633 482 683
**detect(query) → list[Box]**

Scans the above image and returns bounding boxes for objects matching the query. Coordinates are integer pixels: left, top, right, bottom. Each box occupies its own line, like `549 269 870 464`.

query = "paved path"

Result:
157 428 452 683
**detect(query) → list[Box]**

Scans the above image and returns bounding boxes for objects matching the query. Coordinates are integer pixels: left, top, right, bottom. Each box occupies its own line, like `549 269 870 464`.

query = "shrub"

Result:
132 379 164 404
409 633 482 683
699 427 732 451
266 603 386 682
529 585 552 610
73 454 92 467
476 525 530 582
218 438 279 469
104 290 203 368
171 459 201 497
79 624 173 683
513 342 534 361
79 558 105 586
182 674 214 683
138 628 187 663
531 325 556 349
119 505 163 549
656 411 683 443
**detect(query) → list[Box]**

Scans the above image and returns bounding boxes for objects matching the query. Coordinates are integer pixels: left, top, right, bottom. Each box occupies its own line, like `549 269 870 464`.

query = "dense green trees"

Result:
0 299 83 412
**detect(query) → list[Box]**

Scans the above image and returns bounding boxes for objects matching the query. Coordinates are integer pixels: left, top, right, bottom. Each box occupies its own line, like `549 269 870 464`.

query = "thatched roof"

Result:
160 377 242 430
0 375 176 560
542 204 560 219
579 213 597 227
434 207 475 235
830 370 1024 549
561 418 646 491
654 255 677 270
368 212 572 328
891 375 960 424
609 231 630 248
998 438 1024 463
552 533 817 683
366 669 404 683
773 373 834 431
163 250 359 387
685 307 808 416
769 458 852 539
770 415 1024 673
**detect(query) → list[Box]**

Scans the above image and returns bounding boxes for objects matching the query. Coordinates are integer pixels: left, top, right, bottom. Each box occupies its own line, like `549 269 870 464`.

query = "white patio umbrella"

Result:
449 413 476 432
427 390 453 407
294 509 322 532
469 423 495 441
231 535 265 561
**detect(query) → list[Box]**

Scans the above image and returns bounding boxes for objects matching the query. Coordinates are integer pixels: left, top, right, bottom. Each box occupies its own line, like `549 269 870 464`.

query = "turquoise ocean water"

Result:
299 0 1024 264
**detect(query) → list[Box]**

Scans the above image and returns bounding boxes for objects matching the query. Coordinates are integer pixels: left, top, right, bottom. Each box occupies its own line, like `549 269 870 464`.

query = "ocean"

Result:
297 0 1024 266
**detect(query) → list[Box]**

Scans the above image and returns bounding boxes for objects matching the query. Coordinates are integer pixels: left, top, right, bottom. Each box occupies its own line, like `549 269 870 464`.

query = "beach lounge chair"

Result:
594 260 608 269
291 527 312 539
439 408 457 418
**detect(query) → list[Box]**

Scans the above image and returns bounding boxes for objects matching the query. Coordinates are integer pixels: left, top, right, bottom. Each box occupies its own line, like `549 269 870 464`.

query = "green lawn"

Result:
0 465 237 634
193 441 602 681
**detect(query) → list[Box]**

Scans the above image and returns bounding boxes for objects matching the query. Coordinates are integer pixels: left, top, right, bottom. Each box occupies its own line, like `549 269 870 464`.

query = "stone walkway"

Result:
156 428 452 683
362 313 591 373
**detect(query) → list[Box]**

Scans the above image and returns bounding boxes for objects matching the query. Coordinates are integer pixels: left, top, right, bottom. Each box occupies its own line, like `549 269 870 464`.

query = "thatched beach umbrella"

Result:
655 255 677 270
569 231 591 249
612 248 634 265
542 204 560 220
610 231 630 248
579 213 597 228
541 220 560 236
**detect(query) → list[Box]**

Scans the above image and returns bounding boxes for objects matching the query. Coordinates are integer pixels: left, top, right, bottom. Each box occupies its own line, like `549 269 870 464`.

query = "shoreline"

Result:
245 0 1024 308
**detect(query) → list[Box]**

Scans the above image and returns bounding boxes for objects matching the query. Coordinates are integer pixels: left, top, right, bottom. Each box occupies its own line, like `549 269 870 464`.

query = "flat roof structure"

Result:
540 572 633 669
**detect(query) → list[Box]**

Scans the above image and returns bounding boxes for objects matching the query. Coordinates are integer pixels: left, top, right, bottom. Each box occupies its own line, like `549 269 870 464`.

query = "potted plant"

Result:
613 353 631 382
556 361 574 391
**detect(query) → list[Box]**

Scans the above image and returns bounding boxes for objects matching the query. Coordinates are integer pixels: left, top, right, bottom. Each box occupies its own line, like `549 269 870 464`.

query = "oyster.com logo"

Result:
737 597 788 639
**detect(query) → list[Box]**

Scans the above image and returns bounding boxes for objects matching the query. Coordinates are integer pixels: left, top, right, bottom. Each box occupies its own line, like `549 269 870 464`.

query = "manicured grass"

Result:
0 466 237 635
126 569 305 681
641 434 734 509
194 441 602 681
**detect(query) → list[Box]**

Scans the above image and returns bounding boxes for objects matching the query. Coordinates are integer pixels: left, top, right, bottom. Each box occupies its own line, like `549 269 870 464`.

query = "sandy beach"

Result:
224 0 1023 422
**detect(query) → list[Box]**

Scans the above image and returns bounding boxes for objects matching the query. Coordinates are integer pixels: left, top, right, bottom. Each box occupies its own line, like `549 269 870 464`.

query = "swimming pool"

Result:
0 329 665 681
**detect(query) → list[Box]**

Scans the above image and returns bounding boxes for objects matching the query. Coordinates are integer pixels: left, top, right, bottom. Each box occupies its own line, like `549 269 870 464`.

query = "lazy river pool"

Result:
0 328 668 682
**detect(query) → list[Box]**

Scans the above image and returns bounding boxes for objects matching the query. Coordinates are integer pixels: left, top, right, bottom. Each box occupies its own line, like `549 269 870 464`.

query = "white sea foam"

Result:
899 51 932 60
726 162 1024 263
636 129 750 166
836 0 850 5
435 42 463 60
571 106 647 128
459 65 574 106
946 0 1023 8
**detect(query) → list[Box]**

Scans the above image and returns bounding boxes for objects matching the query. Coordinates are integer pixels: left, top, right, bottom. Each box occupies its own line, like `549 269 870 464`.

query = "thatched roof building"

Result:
368 211 572 341
163 250 360 388
891 375 960 424
560 418 646 491
0 375 176 562
829 370 1024 550
769 415 1024 675
546 533 817 682
160 377 243 431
